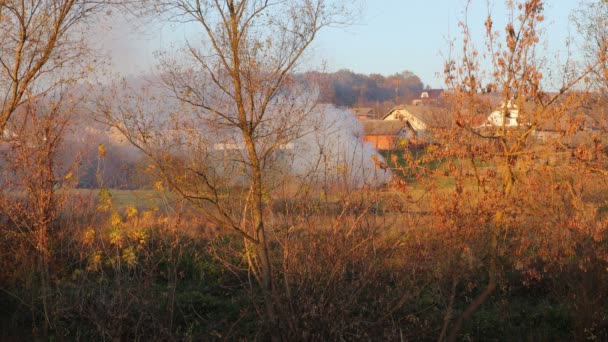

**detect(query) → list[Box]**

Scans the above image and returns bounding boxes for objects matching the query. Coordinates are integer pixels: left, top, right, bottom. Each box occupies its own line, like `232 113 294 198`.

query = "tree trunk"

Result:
445 163 514 341
244 134 281 341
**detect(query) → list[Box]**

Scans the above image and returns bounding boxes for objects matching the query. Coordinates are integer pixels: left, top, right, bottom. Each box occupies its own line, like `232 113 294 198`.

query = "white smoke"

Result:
98 75 389 190
287 105 389 188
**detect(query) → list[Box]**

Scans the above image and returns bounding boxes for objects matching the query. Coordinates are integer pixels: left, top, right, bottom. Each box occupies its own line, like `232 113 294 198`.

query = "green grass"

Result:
68 189 164 210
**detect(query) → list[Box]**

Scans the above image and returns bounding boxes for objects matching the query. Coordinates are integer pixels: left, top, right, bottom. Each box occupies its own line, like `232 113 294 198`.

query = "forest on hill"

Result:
299 70 426 115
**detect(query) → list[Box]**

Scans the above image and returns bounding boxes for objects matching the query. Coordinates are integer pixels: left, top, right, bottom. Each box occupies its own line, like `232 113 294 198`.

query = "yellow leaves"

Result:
97 188 112 213
154 181 164 191
127 229 147 246
64 171 73 180
83 208 154 273
110 213 122 227
108 215 126 247
83 227 95 246
125 206 138 220
107 204 154 249
87 251 102 272
121 247 137 268
108 227 124 247
396 139 409 149
98 143 106 158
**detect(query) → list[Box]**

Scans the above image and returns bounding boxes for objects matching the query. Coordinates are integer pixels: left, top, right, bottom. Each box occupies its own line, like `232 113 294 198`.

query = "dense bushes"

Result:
1 176 607 340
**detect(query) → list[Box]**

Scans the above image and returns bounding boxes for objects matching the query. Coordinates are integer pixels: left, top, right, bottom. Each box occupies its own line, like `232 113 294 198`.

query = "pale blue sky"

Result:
313 0 582 87
97 1 584 88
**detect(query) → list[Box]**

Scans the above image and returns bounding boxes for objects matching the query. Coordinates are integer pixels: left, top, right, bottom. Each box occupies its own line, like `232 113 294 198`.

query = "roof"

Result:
351 107 375 117
483 100 603 131
1 129 17 140
536 112 600 132
382 105 411 120
382 104 452 129
420 89 444 100
362 120 405 136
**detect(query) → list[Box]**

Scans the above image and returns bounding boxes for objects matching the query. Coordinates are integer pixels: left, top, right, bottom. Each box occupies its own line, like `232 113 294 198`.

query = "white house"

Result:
485 100 523 127
1 129 17 140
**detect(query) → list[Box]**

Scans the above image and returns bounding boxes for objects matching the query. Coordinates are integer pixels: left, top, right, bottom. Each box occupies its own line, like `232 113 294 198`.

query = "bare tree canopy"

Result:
572 0 608 90
153 0 351 124
100 1 356 339
0 0 112 133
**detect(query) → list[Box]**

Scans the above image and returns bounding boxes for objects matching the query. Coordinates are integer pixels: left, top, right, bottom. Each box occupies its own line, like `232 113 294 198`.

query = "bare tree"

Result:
0 1 127 336
0 0 113 134
101 1 352 339
0 93 77 335
572 0 608 91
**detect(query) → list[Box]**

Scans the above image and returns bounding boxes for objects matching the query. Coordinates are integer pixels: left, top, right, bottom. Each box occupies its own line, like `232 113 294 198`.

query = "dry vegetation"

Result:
1 0 608 340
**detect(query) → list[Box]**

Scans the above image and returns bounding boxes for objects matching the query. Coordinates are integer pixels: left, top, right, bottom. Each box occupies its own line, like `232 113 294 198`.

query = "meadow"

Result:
2 142 607 340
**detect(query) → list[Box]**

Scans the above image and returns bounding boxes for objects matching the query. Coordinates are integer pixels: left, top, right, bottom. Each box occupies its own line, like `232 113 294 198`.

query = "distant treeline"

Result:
298 70 426 115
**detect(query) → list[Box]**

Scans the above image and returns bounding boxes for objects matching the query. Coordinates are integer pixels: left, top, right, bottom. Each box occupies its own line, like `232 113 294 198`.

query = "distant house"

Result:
484 100 525 127
477 99 607 154
0 129 16 152
422 89 444 99
362 120 412 150
1 129 17 140
351 107 375 120
382 105 429 130
380 96 453 148
383 101 451 127
412 89 444 106
482 99 602 132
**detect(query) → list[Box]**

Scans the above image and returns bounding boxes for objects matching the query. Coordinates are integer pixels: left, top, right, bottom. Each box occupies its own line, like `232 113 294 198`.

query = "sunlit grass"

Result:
68 189 165 211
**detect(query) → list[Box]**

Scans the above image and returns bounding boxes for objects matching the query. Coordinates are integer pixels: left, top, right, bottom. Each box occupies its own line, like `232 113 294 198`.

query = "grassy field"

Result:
67 188 168 210
2 144 607 340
